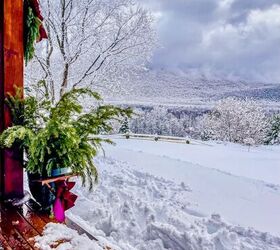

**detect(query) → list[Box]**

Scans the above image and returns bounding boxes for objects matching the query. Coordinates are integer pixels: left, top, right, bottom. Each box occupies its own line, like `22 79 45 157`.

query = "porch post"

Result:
0 0 24 199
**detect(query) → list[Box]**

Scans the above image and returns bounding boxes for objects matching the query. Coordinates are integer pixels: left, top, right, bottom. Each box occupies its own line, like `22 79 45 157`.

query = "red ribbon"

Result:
26 0 48 41
55 181 78 211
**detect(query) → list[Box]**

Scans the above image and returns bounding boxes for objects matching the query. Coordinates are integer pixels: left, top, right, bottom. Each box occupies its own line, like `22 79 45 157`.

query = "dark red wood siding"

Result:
0 0 24 199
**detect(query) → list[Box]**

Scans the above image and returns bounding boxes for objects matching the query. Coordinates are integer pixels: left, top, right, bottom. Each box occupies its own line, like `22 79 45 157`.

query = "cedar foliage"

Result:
0 85 132 189
24 5 41 63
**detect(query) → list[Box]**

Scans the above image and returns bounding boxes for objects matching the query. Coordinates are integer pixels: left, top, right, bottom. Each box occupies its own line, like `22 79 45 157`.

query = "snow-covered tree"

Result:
129 107 187 137
266 115 280 144
119 117 130 134
200 98 268 144
26 0 157 101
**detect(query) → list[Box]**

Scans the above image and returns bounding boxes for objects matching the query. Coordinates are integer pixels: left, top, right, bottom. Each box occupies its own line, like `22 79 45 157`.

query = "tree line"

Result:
119 98 280 146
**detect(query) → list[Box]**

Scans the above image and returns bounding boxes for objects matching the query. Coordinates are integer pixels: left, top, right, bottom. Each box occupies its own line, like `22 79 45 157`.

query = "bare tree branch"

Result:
25 0 157 101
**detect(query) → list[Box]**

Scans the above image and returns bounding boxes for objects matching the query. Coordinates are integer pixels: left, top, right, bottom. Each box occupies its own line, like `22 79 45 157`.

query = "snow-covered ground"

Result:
105 137 280 186
35 223 103 250
60 137 280 249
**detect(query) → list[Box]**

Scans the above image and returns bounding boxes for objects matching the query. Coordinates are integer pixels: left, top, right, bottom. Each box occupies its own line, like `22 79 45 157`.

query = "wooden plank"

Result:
0 0 5 201
16 204 47 235
26 199 98 241
7 202 46 235
0 203 37 249
0 233 13 250
0 226 31 250
25 199 57 224
3 0 24 98
0 205 32 250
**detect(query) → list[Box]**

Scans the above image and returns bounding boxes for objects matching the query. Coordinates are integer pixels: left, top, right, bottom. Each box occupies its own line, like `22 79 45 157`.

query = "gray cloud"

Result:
141 0 280 82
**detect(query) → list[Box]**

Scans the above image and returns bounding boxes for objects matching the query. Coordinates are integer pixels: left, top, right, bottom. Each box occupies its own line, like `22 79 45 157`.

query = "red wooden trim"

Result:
0 0 5 199
0 0 24 199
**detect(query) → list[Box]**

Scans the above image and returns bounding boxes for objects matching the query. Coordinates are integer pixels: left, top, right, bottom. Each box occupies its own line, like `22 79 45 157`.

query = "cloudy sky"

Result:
141 0 280 83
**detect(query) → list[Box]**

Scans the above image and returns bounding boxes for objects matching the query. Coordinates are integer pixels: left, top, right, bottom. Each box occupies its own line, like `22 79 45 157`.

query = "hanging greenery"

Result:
24 6 41 63
24 0 47 64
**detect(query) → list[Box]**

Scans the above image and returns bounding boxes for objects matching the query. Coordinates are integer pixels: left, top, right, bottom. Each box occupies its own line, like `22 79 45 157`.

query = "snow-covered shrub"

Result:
266 115 280 144
200 98 268 144
243 138 255 151
243 138 255 146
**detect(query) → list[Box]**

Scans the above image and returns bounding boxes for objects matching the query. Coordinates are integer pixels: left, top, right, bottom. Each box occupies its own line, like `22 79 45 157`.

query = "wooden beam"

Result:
0 0 5 199
0 0 24 199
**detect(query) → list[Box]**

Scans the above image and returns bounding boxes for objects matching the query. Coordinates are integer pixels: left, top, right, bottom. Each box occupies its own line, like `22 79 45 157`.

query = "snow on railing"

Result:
119 133 191 144
103 133 212 146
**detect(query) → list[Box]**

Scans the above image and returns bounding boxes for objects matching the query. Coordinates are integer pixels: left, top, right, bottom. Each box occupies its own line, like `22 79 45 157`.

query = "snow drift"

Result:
66 155 280 250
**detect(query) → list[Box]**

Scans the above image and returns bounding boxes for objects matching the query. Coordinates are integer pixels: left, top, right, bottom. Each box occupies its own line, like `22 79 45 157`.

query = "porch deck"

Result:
0 199 97 249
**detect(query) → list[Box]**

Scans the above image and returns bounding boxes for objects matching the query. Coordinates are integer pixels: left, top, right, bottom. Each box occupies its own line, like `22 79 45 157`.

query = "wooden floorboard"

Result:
0 203 37 249
0 199 99 249
0 213 32 250
25 199 59 224
0 232 13 250
18 204 47 235
26 199 98 240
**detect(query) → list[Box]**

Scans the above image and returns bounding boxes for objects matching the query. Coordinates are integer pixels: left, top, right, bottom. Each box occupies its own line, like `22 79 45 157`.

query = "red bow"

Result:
55 181 78 211
25 0 48 41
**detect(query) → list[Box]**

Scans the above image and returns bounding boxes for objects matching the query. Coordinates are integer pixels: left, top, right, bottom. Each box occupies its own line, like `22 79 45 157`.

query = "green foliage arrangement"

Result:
24 5 41 63
0 85 132 189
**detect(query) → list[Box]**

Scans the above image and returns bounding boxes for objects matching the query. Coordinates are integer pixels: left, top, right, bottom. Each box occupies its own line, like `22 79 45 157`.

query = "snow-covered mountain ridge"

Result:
102 70 280 109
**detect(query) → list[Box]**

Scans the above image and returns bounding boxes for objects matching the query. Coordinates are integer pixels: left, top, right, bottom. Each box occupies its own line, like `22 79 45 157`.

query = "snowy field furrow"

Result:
64 138 280 250
107 137 280 186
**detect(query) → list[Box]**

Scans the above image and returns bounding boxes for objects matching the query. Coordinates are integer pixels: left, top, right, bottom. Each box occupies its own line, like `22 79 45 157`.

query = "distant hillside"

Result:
101 69 280 110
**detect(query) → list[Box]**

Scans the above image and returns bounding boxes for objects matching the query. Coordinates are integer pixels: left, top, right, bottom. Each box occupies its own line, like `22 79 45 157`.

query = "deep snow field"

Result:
37 137 280 249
